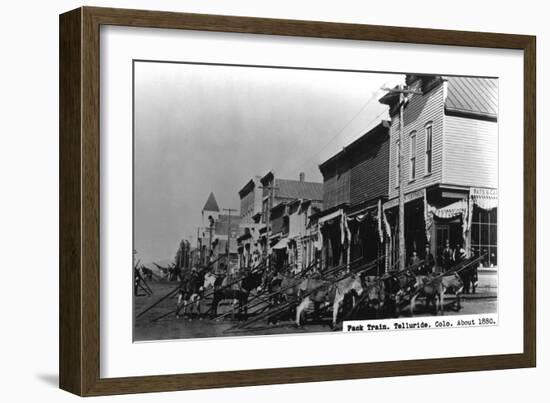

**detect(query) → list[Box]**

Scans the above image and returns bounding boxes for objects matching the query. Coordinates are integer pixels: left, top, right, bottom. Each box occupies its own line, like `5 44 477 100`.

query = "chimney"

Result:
299 172 305 182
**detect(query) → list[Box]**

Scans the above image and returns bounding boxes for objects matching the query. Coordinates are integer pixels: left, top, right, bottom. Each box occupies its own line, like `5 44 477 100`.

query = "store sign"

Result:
471 187 498 198
383 189 424 210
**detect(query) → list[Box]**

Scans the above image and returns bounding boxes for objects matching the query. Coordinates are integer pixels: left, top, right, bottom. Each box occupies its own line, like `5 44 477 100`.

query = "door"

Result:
435 224 450 268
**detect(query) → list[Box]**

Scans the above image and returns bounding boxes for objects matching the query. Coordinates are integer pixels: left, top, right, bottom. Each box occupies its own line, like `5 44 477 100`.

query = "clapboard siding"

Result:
349 133 389 204
322 166 351 210
388 82 444 199
443 114 498 188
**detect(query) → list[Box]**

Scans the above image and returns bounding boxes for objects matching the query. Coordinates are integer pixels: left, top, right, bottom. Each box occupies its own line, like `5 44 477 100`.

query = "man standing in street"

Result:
409 250 420 267
441 239 454 272
454 242 470 293
420 243 435 275
454 242 467 264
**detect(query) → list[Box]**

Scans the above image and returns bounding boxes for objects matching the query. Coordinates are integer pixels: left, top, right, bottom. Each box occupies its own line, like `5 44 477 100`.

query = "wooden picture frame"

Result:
59 6 536 396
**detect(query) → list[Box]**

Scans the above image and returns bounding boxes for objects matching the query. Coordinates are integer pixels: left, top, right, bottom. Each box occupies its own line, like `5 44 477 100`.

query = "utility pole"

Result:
196 226 202 266
259 184 279 270
223 208 237 269
382 84 422 270
208 216 214 262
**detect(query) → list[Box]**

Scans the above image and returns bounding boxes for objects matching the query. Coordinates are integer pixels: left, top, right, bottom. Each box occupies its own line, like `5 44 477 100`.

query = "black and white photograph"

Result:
1 0 544 399
132 61 498 341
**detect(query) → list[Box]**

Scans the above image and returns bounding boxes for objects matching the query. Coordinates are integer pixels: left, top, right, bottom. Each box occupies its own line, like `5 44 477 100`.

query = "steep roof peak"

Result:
202 192 220 213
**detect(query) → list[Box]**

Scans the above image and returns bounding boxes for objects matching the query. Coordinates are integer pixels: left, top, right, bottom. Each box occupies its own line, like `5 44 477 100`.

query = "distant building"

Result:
316 121 390 272
285 198 323 271
379 75 498 269
236 176 263 268
255 171 323 271
199 192 241 271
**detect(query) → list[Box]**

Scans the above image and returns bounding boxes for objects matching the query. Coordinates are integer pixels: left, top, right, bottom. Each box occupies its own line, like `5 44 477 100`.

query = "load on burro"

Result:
136 251 486 333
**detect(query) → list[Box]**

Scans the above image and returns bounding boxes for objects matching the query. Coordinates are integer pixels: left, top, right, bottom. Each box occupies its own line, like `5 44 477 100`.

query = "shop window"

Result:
471 206 498 267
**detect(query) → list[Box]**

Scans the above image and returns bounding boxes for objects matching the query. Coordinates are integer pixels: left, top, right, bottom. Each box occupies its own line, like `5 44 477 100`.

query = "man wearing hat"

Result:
420 243 435 275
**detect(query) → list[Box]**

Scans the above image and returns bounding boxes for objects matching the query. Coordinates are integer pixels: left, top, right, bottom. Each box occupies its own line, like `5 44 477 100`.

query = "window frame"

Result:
425 121 433 175
395 138 400 188
409 130 417 181
470 206 498 267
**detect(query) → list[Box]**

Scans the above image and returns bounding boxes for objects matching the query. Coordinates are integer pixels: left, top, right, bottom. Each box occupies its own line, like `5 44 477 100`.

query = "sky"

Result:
134 61 404 264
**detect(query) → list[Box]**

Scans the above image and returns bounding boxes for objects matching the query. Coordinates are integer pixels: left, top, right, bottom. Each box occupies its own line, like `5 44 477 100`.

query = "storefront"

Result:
469 188 498 267
317 208 348 271
384 186 498 271
271 235 288 271
347 200 385 274
383 190 426 271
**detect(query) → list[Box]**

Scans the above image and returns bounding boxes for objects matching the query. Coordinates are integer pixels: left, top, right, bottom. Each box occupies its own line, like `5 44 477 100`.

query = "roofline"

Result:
270 201 287 213
319 120 390 171
444 107 498 122
238 177 259 198
310 202 349 220
260 171 274 185
202 192 220 213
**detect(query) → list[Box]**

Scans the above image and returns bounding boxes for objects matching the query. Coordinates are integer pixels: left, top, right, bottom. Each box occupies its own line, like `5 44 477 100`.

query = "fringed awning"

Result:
471 188 498 210
425 198 469 240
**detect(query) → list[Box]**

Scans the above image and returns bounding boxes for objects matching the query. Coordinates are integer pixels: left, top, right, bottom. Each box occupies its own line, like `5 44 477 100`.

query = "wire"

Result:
276 79 394 178
281 107 389 177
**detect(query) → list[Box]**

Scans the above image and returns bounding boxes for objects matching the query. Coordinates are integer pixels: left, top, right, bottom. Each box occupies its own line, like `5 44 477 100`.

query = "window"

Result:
409 131 417 180
471 207 498 267
425 122 433 174
395 140 400 188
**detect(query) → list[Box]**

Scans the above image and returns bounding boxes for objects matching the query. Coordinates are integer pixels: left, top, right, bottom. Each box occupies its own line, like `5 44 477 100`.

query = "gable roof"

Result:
445 76 498 120
275 179 323 201
202 192 220 213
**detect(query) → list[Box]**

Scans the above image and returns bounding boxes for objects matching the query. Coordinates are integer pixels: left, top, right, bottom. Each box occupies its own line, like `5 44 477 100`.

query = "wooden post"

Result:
398 88 406 271
223 208 237 272
382 84 421 271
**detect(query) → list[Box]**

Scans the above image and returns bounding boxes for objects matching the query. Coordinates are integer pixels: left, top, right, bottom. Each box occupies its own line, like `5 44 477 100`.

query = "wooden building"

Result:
257 171 323 270
316 121 390 272
200 192 241 272
379 75 498 270
236 176 263 269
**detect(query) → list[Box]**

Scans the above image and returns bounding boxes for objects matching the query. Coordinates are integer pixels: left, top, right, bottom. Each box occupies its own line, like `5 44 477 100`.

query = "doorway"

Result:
434 219 462 268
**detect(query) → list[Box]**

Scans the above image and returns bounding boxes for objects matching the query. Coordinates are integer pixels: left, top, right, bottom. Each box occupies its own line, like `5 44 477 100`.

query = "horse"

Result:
330 274 364 326
360 275 387 316
176 269 205 319
211 269 263 320
140 266 153 281
410 272 464 315
381 270 417 317
294 277 330 327
261 272 303 324
295 274 363 328
202 271 217 291
153 263 171 281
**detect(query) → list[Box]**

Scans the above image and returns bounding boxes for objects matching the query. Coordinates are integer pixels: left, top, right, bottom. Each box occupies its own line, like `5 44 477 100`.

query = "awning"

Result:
471 187 498 210
430 199 468 219
318 209 343 225
347 202 378 221
272 238 289 250
426 199 468 239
